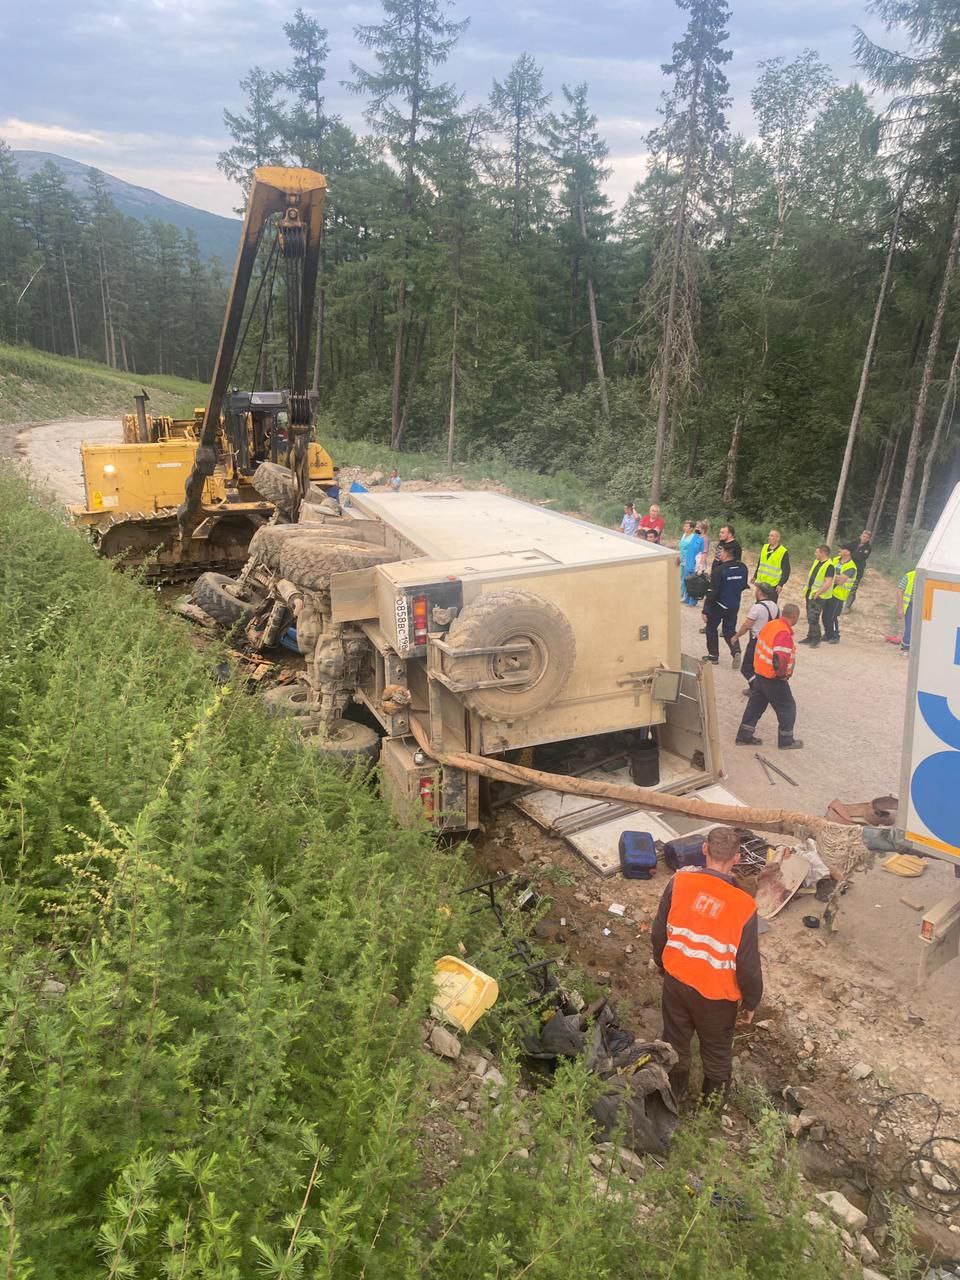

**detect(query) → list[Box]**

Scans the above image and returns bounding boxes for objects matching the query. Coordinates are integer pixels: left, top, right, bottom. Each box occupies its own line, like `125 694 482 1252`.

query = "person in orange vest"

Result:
652 825 762 1104
734 603 803 749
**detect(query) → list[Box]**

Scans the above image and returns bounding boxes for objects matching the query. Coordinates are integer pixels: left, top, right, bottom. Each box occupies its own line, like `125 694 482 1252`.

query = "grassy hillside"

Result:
0 344 207 425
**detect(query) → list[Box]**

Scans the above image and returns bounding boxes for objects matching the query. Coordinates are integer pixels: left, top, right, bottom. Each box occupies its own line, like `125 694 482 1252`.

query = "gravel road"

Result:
9 417 122 506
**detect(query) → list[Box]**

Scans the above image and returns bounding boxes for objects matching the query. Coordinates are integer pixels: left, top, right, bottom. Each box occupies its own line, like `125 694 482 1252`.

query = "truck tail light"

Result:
920 919 934 942
413 594 429 646
419 775 435 820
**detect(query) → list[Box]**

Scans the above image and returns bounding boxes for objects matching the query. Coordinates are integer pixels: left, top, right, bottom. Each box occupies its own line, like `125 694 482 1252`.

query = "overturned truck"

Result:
195 488 723 830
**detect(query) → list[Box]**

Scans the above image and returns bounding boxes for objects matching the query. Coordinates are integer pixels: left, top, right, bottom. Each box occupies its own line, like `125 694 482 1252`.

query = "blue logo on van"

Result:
911 627 960 847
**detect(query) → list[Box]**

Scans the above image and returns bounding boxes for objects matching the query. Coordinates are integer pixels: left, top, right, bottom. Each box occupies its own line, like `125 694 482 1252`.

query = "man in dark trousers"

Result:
799 545 835 647
702 541 749 668
735 603 803 749
699 525 736 634
846 529 872 612
732 582 780 693
652 825 762 1104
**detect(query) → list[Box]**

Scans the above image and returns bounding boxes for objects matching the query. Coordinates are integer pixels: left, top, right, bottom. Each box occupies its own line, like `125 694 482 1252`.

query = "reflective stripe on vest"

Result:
662 870 756 1002
831 557 858 603
756 543 787 586
754 617 795 679
903 570 916 610
806 559 833 600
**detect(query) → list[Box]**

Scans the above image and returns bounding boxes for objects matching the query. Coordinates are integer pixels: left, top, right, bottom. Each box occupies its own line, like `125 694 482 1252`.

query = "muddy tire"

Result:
298 719 381 766
192 572 262 627
262 684 316 717
279 539 392 592
252 461 300 516
444 590 575 722
249 523 326 569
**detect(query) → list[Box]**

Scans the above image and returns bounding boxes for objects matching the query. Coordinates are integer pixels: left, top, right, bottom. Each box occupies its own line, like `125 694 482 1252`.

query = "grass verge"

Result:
0 343 207 424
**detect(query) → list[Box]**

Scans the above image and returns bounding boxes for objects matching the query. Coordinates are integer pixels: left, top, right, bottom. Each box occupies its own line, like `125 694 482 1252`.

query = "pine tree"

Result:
545 83 611 418
218 67 287 197
350 0 468 448
639 0 732 503
488 54 551 246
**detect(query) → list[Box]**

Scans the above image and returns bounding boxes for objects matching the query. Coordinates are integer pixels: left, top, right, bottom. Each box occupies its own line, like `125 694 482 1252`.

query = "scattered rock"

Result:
616 1147 645 1180
482 1065 506 1097
462 1053 488 1078
41 978 66 997
930 1173 954 1194
456 1100 471 1113
428 1024 462 1060
849 1062 873 1081
808 1125 827 1143
803 1210 830 1231
862 1269 891 1280
859 1234 880 1265
589 1152 605 1170
815 1191 868 1233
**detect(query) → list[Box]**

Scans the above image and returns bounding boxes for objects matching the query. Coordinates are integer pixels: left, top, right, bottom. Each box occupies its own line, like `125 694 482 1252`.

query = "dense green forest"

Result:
0 148 226 383
4 0 960 549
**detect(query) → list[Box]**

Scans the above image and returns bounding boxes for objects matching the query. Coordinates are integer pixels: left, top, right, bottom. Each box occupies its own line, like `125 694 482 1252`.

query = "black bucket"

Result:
629 738 660 787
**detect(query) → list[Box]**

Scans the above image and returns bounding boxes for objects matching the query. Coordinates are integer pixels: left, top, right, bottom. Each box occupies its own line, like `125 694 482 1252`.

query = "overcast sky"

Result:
0 0 889 218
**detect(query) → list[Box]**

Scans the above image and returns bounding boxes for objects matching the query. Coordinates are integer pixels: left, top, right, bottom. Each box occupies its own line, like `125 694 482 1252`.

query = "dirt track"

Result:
7 417 960 1241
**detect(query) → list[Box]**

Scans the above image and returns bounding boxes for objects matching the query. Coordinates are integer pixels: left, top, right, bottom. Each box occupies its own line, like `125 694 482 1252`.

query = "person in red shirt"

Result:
652 825 762 1103
639 503 665 539
735 603 802 749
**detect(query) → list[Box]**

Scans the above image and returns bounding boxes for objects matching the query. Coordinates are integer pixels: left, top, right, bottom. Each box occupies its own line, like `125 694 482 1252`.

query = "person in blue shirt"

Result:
620 502 640 536
703 542 749 667
679 519 704 605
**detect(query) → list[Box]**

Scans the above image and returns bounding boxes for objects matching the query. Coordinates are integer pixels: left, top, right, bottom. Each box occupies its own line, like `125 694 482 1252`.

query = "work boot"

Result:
735 732 762 745
798 636 817 646
826 636 840 644
700 1077 729 1107
778 738 804 750
701 654 719 664
730 645 741 670
668 1068 689 1101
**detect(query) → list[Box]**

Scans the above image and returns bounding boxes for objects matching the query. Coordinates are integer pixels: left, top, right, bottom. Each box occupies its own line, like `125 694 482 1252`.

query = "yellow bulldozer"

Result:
70 166 335 580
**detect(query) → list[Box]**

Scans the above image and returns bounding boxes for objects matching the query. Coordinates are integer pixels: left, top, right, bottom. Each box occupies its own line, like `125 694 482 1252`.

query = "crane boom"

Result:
177 166 327 539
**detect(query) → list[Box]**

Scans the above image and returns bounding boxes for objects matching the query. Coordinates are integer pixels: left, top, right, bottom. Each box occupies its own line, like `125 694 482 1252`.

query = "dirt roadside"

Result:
8 417 960 1250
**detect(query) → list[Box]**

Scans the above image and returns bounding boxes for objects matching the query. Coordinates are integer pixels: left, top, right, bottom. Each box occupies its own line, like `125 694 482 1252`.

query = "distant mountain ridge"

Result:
12 150 240 264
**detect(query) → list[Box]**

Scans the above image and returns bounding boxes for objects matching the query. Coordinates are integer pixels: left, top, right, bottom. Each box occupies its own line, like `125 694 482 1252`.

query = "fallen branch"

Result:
409 719 864 867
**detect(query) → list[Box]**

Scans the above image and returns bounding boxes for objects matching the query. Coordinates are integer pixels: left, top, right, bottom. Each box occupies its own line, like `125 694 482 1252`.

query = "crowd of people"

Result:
617 503 916 753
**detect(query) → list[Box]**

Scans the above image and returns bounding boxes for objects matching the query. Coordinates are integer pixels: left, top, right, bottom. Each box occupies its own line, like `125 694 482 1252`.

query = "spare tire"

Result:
279 539 393 592
252 461 300 516
444 590 576 722
192 572 262 627
262 684 316 717
298 719 381 766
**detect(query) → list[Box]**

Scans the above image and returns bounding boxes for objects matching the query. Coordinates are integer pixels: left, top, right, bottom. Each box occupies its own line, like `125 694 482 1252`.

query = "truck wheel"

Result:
279 539 392 592
445 590 576 722
262 684 315 717
192 572 261 627
252 461 300 516
249 523 328 569
299 719 381 766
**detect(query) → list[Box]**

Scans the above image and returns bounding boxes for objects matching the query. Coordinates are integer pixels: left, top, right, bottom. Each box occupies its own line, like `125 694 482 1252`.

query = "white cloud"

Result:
1 118 107 148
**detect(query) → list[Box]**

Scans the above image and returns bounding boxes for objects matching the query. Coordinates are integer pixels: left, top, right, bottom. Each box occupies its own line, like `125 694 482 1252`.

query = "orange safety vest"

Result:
753 616 795 680
662 870 756 1002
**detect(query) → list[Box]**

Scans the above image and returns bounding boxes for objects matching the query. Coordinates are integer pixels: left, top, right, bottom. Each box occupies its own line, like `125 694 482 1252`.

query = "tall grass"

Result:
0 465 866 1278
0 343 206 424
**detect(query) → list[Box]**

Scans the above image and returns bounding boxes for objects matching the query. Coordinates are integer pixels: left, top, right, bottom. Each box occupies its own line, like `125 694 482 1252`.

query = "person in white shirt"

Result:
732 583 781 694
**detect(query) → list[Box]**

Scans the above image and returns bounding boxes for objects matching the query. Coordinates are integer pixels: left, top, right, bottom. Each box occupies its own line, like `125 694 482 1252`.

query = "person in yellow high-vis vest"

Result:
799 545 835 647
898 569 916 653
822 544 858 644
752 529 791 594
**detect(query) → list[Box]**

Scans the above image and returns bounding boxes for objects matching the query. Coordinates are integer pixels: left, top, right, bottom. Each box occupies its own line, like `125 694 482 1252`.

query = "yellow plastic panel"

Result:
431 956 499 1032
